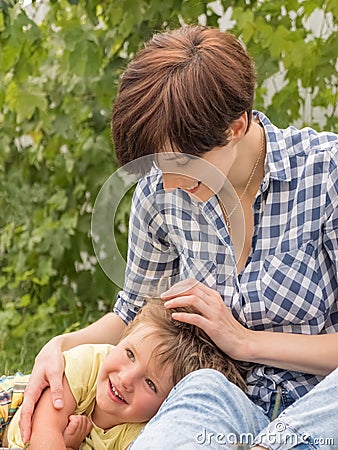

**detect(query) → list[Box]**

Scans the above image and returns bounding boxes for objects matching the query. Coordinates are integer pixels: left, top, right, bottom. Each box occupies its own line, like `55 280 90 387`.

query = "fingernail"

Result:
54 399 63 408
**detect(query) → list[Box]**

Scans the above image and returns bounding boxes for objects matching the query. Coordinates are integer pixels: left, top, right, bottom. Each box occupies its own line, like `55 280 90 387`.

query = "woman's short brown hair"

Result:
122 298 247 391
112 25 255 167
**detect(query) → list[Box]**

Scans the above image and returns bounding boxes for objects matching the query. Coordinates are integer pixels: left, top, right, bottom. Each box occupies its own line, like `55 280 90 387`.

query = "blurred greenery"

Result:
0 0 337 373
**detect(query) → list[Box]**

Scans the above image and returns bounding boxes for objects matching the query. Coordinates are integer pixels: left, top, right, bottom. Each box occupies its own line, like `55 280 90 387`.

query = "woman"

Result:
20 26 338 449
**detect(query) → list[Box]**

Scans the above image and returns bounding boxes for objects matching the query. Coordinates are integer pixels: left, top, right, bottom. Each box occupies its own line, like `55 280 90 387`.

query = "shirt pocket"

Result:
260 241 325 325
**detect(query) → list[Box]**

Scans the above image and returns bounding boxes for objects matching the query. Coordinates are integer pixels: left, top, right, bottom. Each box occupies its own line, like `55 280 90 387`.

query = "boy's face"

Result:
94 325 174 429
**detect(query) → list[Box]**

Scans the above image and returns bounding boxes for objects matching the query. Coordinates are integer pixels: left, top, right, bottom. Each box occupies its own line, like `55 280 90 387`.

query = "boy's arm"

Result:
28 375 77 450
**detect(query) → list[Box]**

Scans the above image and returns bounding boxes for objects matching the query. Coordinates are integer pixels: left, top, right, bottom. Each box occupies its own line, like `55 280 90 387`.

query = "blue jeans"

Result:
130 367 338 449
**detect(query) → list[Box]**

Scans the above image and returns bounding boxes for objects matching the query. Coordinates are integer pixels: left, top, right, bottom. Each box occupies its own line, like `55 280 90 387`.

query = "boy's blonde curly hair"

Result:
122 298 246 391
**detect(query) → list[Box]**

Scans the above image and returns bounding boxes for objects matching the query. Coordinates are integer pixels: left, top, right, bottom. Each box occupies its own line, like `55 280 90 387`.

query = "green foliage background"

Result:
1 0 337 373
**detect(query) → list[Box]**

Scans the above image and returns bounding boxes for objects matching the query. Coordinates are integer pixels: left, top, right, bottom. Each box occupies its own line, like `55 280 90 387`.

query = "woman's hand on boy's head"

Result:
19 336 65 443
161 278 252 361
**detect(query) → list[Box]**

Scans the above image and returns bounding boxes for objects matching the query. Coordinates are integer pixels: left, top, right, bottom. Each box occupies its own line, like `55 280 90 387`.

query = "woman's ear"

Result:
229 112 248 142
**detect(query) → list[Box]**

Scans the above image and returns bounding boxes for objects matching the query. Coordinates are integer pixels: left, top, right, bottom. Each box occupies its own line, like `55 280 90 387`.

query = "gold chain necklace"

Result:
219 122 265 233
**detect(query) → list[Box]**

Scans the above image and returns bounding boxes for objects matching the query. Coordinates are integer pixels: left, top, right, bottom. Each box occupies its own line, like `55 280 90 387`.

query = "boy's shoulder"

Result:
63 344 114 378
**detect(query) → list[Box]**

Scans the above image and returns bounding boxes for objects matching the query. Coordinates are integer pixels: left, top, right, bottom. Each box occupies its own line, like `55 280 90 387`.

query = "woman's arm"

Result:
58 312 126 350
162 279 338 376
29 375 77 450
244 328 338 376
20 312 126 444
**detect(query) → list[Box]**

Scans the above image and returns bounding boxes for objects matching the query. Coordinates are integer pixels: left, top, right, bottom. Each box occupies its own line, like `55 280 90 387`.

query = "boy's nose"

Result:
119 367 138 392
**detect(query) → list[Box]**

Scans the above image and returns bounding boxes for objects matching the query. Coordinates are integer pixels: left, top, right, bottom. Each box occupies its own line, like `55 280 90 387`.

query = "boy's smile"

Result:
108 382 127 403
92 326 173 430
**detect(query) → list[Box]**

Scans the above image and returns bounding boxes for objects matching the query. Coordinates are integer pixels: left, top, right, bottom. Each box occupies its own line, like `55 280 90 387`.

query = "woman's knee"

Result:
176 368 239 391
164 368 258 420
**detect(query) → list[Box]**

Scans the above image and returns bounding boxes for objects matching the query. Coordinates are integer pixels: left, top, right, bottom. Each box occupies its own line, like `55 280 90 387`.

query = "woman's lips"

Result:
184 181 201 194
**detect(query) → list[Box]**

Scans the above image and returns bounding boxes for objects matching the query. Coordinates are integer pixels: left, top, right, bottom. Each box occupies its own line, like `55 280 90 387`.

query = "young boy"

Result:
1 299 246 449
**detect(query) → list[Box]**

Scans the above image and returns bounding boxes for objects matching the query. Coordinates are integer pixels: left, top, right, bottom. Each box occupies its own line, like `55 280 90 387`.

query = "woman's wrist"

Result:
235 328 260 362
50 334 67 351
244 329 273 364
53 331 87 353
34 335 65 366
222 326 256 362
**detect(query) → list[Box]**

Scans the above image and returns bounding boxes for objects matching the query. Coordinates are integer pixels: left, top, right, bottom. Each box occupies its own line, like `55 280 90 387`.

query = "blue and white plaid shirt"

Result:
114 111 338 412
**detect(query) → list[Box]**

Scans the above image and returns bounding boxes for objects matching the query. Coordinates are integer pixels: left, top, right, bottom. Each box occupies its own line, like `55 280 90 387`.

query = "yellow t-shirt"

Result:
6 344 145 449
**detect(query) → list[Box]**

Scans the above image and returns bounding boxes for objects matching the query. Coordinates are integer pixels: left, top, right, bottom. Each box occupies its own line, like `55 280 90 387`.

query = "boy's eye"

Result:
145 378 157 393
126 349 135 361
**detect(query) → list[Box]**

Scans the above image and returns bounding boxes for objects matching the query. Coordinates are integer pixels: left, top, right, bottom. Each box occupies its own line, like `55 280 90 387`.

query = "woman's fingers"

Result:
161 278 203 299
163 278 222 299
49 376 65 409
161 278 250 360
19 338 65 443
164 294 210 318
163 281 224 318
20 372 65 443
171 311 209 329
19 376 48 443
161 278 214 300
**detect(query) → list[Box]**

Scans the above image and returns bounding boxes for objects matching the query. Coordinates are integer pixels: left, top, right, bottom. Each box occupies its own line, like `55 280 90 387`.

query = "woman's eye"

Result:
145 379 157 393
126 349 135 361
176 157 191 166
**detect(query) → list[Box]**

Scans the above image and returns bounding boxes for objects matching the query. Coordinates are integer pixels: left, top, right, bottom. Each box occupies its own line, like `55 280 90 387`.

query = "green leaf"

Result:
233 7 254 32
327 0 338 17
32 275 50 286
269 25 290 58
181 0 206 20
47 189 68 211
0 10 5 31
302 1 320 18
6 81 47 122
19 294 31 307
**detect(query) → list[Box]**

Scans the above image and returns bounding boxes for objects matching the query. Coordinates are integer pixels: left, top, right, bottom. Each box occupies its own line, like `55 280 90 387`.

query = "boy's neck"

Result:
92 402 118 431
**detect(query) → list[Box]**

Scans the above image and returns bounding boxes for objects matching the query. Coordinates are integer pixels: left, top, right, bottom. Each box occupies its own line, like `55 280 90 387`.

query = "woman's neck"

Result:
227 121 266 198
